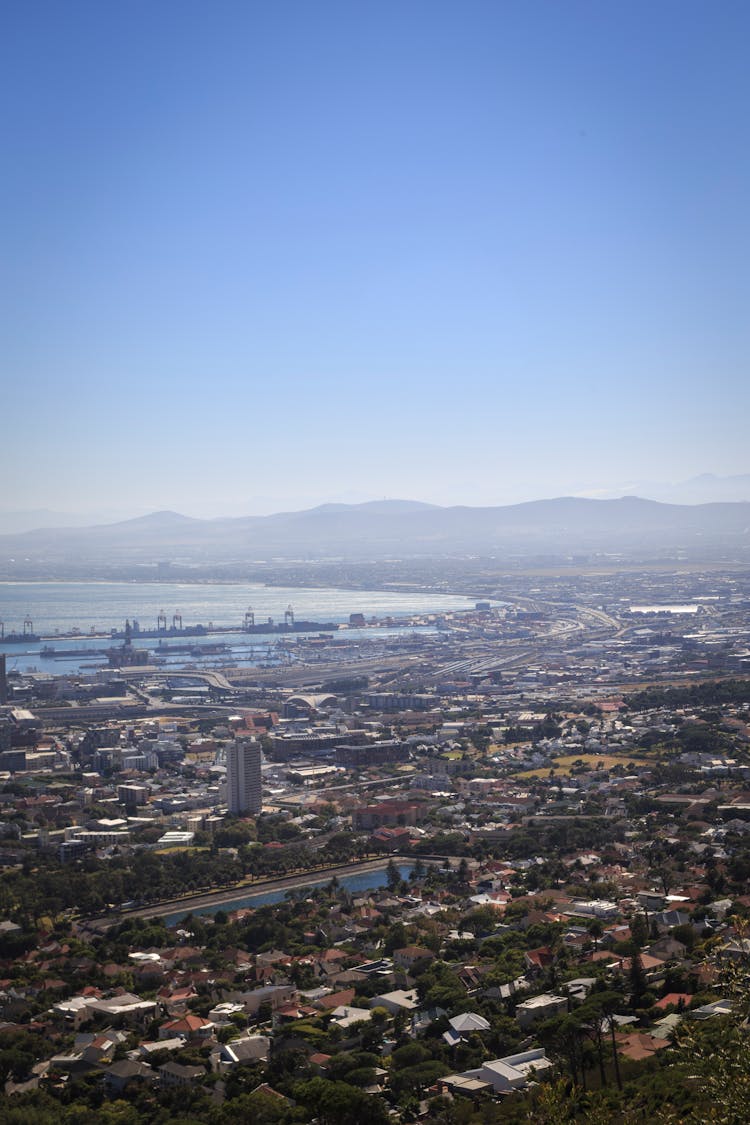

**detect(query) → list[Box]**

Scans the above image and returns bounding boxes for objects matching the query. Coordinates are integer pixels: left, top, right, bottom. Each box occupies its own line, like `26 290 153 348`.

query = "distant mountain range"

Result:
589 473 750 506
4 475 749 539
1 496 749 564
0 507 149 535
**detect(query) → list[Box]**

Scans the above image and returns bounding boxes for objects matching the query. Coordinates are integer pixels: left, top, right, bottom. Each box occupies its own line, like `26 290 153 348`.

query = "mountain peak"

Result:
115 510 197 527
308 499 440 516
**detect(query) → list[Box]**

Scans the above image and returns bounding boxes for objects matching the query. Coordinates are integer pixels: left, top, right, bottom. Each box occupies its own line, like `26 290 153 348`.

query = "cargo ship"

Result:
244 620 339 634
111 624 209 640
110 620 340 638
41 645 103 659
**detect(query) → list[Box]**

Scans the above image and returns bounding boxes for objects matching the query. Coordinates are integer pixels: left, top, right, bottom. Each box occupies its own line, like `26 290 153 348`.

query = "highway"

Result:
118 667 234 691
221 598 623 692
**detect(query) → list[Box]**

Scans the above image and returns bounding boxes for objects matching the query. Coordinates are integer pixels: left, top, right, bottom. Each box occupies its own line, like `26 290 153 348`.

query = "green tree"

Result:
411 857 426 881
293 1077 389 1125
587 919 604 950
628 950 648 1006
630 911 649 951
537 1014 587 1089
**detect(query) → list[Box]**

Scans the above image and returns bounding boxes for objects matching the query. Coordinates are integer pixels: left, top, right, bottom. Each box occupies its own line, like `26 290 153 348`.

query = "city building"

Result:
226 738 262 815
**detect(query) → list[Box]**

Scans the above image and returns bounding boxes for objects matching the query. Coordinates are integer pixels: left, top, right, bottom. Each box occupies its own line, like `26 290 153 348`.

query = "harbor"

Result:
0 580 478 676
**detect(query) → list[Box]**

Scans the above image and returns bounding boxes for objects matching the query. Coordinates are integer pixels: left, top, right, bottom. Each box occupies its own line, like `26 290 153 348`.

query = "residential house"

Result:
210 1034 270 1073
103 1060 156 1095
516 994 568 1030
159 1061 206 1088
461 1049 554 1093
444 1011 491 1046
393 945 435 972
159 1013 214 1043
330 1005 373 1029
370 989 419 1016
524 946 556 975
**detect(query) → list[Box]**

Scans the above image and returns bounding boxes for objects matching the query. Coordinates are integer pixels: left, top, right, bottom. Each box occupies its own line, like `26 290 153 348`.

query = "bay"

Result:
0 581 484 674
0 581 476 638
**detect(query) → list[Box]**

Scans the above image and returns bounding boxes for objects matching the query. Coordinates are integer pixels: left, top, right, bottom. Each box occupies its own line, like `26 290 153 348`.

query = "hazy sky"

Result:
3 1 749 518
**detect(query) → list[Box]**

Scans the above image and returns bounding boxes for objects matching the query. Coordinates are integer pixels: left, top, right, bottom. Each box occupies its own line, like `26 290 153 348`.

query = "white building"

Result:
459 1049 553 1093
331 1005 373 1029
370 989 419 1015
568 899 619 919
226 738 262 815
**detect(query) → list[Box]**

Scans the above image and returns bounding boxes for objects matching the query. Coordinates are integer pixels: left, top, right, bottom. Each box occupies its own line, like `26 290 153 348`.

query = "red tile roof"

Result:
655 992 692 1010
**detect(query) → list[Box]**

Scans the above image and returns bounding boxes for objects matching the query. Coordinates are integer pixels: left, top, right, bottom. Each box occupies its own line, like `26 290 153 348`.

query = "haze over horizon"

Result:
4 2 749 518
3 473 750 539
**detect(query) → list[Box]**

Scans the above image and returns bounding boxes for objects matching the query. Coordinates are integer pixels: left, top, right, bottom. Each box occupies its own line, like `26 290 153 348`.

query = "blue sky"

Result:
3 1 749 517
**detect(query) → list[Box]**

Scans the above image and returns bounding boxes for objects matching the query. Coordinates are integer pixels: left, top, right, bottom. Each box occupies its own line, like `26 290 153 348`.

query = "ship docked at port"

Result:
0 616 40 643
108 605 338 641
2 605 341 659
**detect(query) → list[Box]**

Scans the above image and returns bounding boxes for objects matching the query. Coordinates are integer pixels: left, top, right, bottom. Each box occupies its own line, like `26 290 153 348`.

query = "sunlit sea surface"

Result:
0 581 480 674
0 580 475 635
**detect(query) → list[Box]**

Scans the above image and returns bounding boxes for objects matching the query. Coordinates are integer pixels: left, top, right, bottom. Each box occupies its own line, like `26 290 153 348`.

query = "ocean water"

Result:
0 581 475 637
0 581 481 674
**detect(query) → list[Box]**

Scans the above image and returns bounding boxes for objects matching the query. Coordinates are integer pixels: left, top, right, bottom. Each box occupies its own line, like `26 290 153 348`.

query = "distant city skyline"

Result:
4 2 749 517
